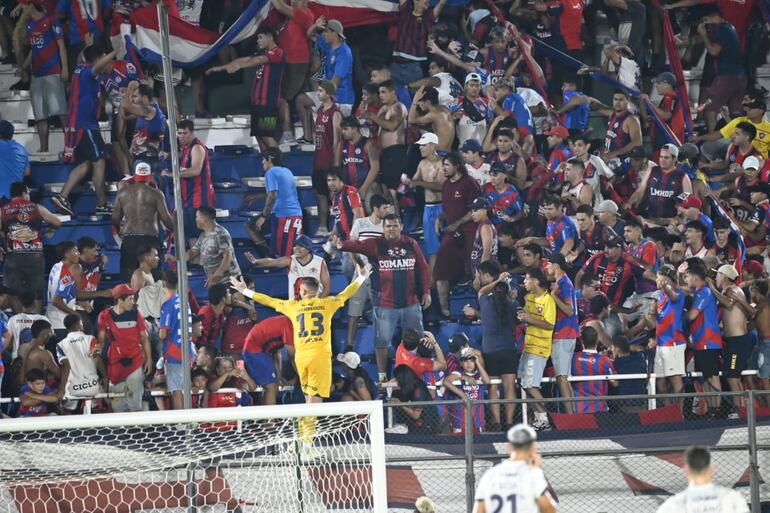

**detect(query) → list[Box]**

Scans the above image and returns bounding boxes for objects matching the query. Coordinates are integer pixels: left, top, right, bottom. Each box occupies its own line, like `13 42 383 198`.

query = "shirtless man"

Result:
750 280 770 406
710 264 755 409
366 79 408 206
112 162 175 282
408 85 455 152
410 132 445 274
19 319 60 388
130 246 160 291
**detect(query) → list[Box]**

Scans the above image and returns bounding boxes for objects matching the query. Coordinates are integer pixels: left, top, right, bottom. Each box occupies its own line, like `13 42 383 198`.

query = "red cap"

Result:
678 195 702 210
134 162 152 182
112 284 138 299
744 260 766 278
546 125 569 139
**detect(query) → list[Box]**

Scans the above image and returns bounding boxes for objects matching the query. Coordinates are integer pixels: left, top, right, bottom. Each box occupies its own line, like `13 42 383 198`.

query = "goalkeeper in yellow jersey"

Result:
230 264 370 403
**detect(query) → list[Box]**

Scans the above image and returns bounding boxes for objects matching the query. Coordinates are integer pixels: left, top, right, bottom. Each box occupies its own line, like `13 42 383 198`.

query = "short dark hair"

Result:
422 87 439 106
326 168 344 181
570 134 591 146
77 236 98 253
191 367 209 381
198 344 219 360
402 327 422 351
526 268 548 287
262 147 283 165
137 84 153 101
300 277 320 290
498 223 517 238
197 205 217 221
543 195 562 208
383 213 401 224
208 283 229 305
613 89 629 98
137 245 157 262
613 336 631 354
10 182 27 198
429 57 449 70
589 294 609 315
83 44 105 64
735 121 757 140
56 241 77 261
686 220 708 238
713 217 731 230
31 319 52 338
496 128 514 140
363 81 380 96
578 271 600 288
581 326 598 349
26 368 46 383
478 260 502 279
177 119 195 132
686 257 707 280
340 116 361 129
685 447 711 474
19 290 36 308
256 25 278 41
369 194 391 210
575 204 594 217
523 242 542 256
64 313 82 331
162 270 178 290
624 217 643 231
379 79 396 91
647 227 671 246
566 158 585 172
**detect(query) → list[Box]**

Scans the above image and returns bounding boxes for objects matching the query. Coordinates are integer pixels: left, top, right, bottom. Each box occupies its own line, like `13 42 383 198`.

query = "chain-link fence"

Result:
382 391 770 513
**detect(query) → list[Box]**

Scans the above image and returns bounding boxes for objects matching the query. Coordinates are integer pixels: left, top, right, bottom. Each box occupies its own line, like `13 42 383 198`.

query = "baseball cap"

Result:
489 161 507 174
743 98 767 111
134 161 152 182
629 146 646 159
595 199 619 214
604 237 623 249
461 139 482 153
465 72 483 84
112 284 138 299
717 264 739 281
655 71 677 88
294 234 313 251
0 120 14 138
319 79 337 96
661 143 680 158
743 156 760 170
507 423 537 446
325 19 345 39
744 260 766 278
548 252 570 272
658 263 677 282
416 132 439 145
546 125 569 139
677 195 702 210
449 332 469 353
471 197 489 211
336 351 361 369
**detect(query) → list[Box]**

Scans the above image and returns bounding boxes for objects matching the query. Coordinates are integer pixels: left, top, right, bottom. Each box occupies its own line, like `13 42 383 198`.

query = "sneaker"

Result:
9 80 29 91
52 195 74 216
297 137 314 146
315 226 329 237
727 411 740 420
95 205 113 215
532 417 551 432
280 132 298 146
385 424 408 434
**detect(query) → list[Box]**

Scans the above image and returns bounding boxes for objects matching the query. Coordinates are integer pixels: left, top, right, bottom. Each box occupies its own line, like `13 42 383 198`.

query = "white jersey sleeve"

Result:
475 460 549 513
657 484 749 513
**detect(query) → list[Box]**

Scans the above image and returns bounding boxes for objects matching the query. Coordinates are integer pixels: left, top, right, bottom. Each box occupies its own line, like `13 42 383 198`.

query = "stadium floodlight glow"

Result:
0 401 388 513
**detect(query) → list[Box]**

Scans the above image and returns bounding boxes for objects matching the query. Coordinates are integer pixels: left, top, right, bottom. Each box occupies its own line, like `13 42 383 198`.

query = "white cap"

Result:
743 156 760 170
507 423 537 446
465 72 483 84
336 351 361 369
595 199 619 214
416 132 439 145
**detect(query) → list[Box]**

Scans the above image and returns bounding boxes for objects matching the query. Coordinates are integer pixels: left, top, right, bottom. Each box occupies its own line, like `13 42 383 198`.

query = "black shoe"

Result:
10 80 29 91
95 205 113 216
52 195 74 216
0 55 16 65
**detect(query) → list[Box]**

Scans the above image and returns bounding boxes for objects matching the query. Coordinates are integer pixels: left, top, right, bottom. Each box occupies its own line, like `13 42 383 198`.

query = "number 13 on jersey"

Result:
296 312 324 339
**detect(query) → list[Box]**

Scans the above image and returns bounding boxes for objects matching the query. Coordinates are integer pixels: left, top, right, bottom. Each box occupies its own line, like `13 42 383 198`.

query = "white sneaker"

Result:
315 227 329 237
532 417 551 432
280 132 298 146
385 424 408 434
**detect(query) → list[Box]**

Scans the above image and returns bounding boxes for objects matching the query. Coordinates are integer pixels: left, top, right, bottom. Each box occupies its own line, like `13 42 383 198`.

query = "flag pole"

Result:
157 3 192 411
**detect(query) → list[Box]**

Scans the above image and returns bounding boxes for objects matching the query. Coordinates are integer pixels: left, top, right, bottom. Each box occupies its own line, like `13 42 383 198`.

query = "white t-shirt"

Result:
350 216 384 241
474 459 552 513
288 255 325 299
7 313 50 359
434 72 463 108
657 483 749 513
56 331 101 398
466 162 491 187
517 88 548 135
583 154 614 204
606 56 641 92
176 0 204 26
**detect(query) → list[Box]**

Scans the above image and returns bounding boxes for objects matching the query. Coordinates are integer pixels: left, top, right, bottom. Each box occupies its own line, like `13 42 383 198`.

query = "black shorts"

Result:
312 167 331 196
251 105 280 139
482 349 520 377
75 129 106 165
694 349 721 378
723 334 753 378
379 144 408 189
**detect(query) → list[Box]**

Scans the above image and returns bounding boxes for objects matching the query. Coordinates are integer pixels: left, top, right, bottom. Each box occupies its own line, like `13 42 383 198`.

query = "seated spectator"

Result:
610 336 647 412
19 319 58 392
195 344 219 375
395 329 446 376
208 355 257 407
56 314 105 411
570 326 616 414
17 368 58 417
443 348 491 433
191 367 209 408
334 351 378 401
388 364 445 434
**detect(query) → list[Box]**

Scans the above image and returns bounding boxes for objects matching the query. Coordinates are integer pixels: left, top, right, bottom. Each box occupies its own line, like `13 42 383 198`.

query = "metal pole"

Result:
463 397 475 513
746 390 761 513
157 3 192 411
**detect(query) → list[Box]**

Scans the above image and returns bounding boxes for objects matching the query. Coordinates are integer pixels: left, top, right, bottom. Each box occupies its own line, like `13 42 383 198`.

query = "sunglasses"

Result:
461 356 477 362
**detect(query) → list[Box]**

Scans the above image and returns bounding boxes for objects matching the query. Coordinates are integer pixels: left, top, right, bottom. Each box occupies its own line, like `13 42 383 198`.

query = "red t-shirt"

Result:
97 308 147 384
441 174 481 228
560 0 584 50
279 7 314 64
243 315 294 354
708 0 756 46
395 343 434 376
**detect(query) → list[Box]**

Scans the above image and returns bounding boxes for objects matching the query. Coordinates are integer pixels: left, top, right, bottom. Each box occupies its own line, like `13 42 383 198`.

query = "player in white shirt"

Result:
56 314 106 410
342 194 392 350
474 424 557 513
657 447 749 513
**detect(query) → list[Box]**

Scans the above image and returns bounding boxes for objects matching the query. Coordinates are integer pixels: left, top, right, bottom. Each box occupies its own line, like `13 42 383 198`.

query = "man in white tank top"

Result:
657 447 749 513
56 314 104 410
246 235 330 299
473 424 557 513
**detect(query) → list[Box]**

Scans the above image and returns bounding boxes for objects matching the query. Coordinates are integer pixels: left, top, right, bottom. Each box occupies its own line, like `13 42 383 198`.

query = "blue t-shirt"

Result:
713 23 744 76
316 35 354 105
265 166 302 217
0 140 29 199
563 90 589 130
67 64 101 130
160 293 194 364
489 92 534 137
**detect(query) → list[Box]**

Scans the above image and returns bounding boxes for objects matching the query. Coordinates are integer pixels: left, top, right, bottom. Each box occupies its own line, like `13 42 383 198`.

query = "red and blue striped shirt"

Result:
546 214 579 254
66 64 101 130
251 46 285 106
571 350 615 413
656 288 686 347
483 182 523 225
690 285 724 350
26 15 63 78
553 274 579 339
180 138 216 209
331 184 362 240
56 0 110 44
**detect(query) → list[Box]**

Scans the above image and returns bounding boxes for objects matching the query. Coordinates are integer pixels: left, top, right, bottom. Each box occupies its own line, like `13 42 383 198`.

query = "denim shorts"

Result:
165 363 184 392
551 338 576 377
519 352 548 389
422 204 443 256
373 304 423 348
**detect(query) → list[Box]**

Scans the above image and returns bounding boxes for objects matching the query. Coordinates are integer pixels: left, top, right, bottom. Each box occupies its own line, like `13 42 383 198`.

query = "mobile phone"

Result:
236 360 245 371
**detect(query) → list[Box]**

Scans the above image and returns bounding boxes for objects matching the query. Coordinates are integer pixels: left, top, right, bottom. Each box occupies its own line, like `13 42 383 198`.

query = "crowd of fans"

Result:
0 0 769 434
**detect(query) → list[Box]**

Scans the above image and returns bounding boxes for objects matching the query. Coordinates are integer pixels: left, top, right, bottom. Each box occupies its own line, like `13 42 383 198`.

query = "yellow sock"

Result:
299 415 317 444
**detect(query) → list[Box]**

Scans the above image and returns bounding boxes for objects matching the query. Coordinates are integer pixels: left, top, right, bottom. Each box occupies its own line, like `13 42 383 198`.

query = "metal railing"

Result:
381 389 770 513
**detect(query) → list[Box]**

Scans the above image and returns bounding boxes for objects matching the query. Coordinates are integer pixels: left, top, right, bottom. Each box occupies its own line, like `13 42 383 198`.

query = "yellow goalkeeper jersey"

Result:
247 275 365 355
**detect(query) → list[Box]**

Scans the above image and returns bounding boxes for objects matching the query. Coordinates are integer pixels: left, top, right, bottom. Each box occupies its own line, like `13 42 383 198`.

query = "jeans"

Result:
389 62 424 87
373 303 423 348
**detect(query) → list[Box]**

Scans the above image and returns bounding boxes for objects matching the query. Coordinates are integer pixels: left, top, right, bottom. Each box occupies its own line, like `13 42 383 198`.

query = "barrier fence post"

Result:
746 390 761 512
521 389 528 425
464 397 475 513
